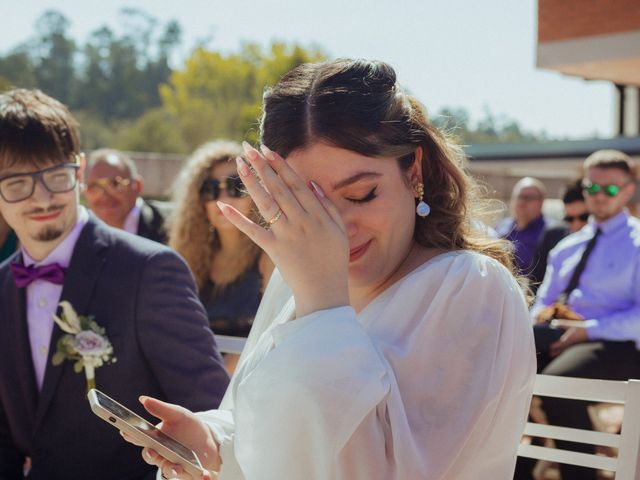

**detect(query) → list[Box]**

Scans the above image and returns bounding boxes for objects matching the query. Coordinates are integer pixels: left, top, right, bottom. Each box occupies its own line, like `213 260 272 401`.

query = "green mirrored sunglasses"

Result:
582 180 628 197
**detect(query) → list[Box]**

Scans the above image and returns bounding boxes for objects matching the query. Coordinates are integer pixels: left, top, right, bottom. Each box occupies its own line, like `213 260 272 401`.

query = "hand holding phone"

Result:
88 389 218 478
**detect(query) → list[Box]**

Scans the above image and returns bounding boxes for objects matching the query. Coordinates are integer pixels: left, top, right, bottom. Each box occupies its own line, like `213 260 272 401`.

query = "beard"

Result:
33 226 65 242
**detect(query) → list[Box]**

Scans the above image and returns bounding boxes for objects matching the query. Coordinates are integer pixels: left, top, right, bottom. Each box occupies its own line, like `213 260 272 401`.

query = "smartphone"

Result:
87 389 205 477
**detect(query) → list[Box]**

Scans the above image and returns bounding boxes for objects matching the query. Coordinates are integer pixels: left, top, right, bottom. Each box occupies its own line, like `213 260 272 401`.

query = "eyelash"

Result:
347 187 378 204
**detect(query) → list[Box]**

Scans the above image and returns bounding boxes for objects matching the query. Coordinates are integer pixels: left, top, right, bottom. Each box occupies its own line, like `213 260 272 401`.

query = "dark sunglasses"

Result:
563 213 589 223
582 180 629 197
200 176 245 202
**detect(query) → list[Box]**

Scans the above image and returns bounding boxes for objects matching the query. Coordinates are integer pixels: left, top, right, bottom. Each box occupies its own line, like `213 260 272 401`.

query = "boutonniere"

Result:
51 301 116 391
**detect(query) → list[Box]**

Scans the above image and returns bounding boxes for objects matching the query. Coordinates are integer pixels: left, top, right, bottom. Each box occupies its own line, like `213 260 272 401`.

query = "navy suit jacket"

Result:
136 200 170 245
0 215 229 480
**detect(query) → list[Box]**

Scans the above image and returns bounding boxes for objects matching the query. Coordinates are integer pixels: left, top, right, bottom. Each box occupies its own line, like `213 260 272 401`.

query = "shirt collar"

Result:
22 206 89 268
122 197 143 235
588 209 629 235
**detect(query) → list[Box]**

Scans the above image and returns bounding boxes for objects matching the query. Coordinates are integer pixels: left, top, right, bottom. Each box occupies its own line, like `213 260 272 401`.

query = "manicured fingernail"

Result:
242 141 257 159
310 181 325 198
139 395 148 403
171 468 179 476
260 144 276 161
236 156 250 177
217 201 229 213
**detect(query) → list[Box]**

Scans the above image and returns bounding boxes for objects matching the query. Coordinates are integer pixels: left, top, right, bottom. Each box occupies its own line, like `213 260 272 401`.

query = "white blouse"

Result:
199 250 536 479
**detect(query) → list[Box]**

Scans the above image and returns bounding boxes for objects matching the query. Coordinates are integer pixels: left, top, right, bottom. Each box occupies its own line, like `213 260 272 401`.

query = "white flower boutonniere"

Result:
51 301 117 391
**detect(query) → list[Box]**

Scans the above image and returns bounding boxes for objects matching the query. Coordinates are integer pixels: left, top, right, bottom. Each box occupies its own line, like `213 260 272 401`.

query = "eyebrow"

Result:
332 172 382 191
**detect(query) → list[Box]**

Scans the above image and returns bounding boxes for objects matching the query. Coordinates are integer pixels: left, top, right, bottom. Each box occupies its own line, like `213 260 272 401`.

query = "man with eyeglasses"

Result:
520 150 640 480
0 89 229 480
530 179 589 291
496 176 548 279
84 149 169 244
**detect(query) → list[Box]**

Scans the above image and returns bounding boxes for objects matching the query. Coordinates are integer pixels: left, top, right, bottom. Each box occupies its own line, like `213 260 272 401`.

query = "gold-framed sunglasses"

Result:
85 176 134 195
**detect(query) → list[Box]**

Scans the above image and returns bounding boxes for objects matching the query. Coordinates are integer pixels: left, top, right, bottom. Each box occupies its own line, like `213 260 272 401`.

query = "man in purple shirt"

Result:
0 89 229 480
496 177 547 279
519 150 640 480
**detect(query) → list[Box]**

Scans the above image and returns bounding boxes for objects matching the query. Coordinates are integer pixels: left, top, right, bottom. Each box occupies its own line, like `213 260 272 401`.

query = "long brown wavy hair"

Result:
261 59 517 276
168 140 260 290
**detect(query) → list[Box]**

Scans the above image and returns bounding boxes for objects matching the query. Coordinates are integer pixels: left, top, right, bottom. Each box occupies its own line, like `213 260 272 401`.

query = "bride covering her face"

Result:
127 59 535 480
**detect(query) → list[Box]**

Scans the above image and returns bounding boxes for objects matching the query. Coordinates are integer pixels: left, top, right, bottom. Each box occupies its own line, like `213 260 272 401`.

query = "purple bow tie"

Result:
10 262 66 288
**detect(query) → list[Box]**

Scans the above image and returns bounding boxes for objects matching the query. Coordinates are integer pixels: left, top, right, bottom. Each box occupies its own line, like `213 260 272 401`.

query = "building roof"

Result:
466 137 640 161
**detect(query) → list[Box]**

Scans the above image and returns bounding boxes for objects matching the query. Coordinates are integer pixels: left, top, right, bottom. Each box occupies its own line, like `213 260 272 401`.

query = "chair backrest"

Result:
518 374 640 477
214 334 247 355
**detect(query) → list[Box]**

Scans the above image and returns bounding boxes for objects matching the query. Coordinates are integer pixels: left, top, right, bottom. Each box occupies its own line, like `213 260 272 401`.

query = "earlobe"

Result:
134 177 144 194
77 153 86 179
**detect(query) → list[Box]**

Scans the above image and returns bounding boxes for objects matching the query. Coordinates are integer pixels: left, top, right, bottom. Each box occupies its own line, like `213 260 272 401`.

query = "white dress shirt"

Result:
122 197 143 235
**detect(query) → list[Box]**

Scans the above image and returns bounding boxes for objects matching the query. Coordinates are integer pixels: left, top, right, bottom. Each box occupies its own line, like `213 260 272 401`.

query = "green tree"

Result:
433 105 550 144
160 42 325 150
115 108 187 153
75 9 182 121
74 111 126 150
31 11 77 104
0 48 37 90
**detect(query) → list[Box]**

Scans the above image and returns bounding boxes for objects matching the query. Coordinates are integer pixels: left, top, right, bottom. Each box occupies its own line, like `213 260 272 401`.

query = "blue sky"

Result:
3 0 615 139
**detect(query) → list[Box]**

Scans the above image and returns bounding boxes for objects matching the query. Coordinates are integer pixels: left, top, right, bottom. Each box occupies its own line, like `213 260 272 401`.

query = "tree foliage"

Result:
160 42 325 150
0 8 181 148
0 8 553 154
432 106 550 144
115 108 187 153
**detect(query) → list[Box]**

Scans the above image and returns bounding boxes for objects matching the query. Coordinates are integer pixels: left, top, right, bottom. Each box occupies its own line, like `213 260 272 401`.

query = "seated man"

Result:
496 177 547 279
530 179 589 291
84 149 169 243
528 149 640 480
0 89 229 480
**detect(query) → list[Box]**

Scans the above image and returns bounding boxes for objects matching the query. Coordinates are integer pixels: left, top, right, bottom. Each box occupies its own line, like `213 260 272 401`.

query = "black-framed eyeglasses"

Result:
200 176 245 202
563 213 589 223
582 179 630 197
85 176 133 196
0 163 80 203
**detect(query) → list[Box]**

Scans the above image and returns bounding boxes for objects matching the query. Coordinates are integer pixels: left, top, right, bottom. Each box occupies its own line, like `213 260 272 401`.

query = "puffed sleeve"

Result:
229 307 390 480
199 253 536 480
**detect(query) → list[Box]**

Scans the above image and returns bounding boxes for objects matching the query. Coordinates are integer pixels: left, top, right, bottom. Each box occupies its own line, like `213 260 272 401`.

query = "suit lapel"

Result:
137 201 153 238
2 255 39 429
34 217 110 430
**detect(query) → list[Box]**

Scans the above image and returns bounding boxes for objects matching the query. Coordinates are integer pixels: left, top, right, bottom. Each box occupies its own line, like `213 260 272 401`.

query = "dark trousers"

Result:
514 338 640 480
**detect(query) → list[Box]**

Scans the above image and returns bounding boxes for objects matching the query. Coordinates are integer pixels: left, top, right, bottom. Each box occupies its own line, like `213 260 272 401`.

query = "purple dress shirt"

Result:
497 215 546 276
21 206 89 390
533 210 640 347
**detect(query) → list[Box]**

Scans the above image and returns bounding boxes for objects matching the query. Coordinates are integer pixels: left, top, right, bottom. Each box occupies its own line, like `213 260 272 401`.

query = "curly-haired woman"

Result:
167 140 273 373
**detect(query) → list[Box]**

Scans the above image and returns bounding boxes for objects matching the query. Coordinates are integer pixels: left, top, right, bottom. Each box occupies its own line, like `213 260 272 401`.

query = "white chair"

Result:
214 334 247 355
518 374 640 478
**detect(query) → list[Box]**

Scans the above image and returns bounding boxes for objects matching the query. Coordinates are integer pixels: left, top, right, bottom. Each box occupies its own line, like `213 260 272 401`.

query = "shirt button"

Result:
39 345 48 356
38 298 48 308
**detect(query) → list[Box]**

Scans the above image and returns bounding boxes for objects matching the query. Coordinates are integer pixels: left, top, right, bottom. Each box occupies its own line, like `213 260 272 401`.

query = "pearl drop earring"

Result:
415 182 431 217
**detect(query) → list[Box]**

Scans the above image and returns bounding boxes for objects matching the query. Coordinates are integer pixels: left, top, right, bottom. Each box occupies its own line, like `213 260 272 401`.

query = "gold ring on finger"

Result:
267 209 283 225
